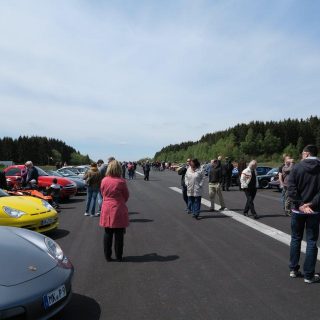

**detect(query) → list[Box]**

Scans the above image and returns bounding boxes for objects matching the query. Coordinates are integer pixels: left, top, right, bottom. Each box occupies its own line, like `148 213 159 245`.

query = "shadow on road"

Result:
199 215 230 220
256 214 288 219
129 218 154 223
129 211 140 215
48 228 70 240
123 253 179 263
52 293 101 320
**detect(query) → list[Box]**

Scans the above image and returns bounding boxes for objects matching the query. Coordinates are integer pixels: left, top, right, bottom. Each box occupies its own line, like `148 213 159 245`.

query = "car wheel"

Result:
260 179 269 189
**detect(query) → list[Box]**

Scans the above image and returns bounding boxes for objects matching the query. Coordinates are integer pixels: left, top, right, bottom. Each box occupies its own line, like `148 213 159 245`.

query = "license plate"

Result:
43 285 66 309
41 218 55 226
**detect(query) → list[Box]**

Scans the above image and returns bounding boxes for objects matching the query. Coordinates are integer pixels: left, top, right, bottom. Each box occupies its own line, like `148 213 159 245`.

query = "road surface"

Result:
51 169 319 320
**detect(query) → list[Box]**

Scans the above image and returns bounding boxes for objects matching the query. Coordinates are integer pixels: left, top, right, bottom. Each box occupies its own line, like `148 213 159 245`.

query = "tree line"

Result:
154 116 320 163
0 136 91 165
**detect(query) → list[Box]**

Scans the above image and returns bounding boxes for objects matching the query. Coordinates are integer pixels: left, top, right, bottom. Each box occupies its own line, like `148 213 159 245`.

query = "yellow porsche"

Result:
0 188 58 233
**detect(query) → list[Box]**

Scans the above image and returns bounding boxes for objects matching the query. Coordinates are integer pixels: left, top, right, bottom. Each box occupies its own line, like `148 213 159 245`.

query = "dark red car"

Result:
4 165 77 199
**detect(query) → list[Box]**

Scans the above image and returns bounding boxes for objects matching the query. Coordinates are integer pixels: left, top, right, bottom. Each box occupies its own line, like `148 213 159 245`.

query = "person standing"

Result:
224 157 234 191
279 154 290 210
282 157 295 216
121 162 127 179
177 159 190 211
240 160 259 219
143 161 151 181
288 145 320 283
83 162 101 217
100 160 129 262
185 159 204 219
97 159 108 214
208 159 226 211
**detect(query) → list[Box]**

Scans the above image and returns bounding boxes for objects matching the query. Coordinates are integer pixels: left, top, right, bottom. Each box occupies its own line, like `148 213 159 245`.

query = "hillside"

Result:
0 136 91 165
154 116 320 162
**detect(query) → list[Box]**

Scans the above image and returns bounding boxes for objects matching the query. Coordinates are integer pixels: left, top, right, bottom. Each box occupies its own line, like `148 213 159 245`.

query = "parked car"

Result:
57 167 85 178
47 170 87 193
257 168 279 189
0 188 58 233
256 166 273 176
231 167 239 186
4 165 77 199
0 226 73 319
269 175 281 191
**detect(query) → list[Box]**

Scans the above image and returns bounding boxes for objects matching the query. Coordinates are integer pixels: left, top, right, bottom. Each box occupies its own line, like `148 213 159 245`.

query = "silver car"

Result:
0 226 73 319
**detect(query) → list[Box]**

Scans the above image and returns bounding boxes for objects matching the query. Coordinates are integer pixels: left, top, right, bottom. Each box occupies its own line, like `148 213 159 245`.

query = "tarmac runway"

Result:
51 168 320 320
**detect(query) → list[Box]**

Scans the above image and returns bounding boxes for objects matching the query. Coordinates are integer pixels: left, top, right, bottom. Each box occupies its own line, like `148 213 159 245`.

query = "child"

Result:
48 178 62 211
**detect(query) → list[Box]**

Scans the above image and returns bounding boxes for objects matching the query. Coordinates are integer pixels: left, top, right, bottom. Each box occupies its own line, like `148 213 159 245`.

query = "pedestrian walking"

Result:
240 160 259 219
185 159 204 220
177 159 190 211
143 161 151 181
127 162 134 179
208 159 226 211
100 160 129 262
83 162 101 217
279 154 290 210
288 145 320 283
121 162 127 179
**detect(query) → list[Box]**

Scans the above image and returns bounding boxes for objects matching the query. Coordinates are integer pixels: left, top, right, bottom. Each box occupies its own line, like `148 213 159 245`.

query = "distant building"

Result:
0 161 14 167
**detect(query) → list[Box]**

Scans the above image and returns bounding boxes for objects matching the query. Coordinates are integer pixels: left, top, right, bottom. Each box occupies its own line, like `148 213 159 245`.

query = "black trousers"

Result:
104 228 125 260
182 185 188 206
144 171 150 180
244 188 257 215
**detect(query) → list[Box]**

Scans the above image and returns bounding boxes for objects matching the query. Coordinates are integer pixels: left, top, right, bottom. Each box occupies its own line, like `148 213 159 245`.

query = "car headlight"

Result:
45 237 64 261
44 237 73 269
41 200 54 211
3 206 26 218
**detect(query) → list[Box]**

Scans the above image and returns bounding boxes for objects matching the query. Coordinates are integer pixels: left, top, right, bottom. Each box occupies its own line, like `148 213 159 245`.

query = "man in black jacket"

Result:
288 145 320 283
208 159 226 211
178 159 190 211
23 161 39 188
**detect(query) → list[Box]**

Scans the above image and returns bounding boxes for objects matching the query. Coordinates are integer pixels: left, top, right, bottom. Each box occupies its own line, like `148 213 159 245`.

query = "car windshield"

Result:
35 166 49 176
47 170 63 177
267 168 278 175
65 167 80 174
0 189 8 197
60 169 77 176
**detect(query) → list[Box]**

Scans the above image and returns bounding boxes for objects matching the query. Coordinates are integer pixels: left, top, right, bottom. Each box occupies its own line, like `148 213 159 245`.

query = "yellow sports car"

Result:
0 188 58 233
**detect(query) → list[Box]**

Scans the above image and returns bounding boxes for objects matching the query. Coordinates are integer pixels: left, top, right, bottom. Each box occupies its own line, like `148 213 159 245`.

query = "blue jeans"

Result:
97 191 103 212
188 196 201 216
86 187 99 215
289 212 320 279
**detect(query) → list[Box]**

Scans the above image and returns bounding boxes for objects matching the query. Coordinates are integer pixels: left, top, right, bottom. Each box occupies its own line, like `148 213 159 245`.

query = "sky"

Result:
0 0 319 161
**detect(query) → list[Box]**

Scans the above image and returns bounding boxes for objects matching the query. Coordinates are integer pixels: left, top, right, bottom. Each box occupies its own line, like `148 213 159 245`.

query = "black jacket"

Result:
288 158 320 211
208 164 222 183
178 166 187 187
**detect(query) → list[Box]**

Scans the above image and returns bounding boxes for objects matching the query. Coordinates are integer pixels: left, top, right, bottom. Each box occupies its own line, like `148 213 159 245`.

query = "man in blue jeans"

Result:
288 145 320 283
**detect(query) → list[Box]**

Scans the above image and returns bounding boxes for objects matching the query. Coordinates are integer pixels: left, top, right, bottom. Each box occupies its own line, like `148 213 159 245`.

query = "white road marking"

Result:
169 187 319 259
135 171 144 176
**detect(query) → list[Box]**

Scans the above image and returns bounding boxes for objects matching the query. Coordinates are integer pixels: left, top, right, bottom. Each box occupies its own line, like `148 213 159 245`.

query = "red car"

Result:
4 165 77 199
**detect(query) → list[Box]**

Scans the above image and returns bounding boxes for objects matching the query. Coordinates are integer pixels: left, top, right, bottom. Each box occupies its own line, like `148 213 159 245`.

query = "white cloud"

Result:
0 0 319 160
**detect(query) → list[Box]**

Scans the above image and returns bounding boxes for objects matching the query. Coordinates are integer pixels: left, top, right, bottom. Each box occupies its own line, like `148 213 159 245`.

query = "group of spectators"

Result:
177 145 320 284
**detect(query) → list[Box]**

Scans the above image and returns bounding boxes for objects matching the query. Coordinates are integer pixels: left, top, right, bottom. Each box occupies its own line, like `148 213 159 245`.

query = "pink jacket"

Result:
99 176 129 228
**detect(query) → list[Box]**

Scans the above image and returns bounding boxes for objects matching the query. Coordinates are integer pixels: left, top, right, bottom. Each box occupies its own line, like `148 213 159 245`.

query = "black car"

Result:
257 168 279 189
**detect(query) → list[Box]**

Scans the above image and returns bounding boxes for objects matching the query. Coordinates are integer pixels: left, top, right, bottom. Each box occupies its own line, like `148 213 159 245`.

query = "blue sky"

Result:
0 0 319 161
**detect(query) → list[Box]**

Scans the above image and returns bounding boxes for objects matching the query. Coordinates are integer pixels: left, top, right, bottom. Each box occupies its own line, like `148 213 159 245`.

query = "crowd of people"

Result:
176 145 320 283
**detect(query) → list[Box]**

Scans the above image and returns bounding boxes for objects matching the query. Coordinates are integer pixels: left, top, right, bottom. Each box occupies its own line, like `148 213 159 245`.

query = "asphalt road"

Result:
50 169 320 320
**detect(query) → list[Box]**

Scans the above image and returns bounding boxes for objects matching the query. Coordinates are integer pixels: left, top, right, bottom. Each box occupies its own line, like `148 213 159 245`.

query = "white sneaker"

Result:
84 212 90 216
290 270 302 278
95 212 100 216
304 274 320 284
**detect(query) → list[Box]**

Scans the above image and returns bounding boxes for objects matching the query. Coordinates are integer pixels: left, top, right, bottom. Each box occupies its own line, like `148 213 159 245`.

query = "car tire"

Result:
260 179 270 189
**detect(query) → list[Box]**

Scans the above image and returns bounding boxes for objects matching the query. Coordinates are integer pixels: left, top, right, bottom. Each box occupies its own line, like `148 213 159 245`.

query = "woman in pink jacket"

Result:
100 160 129 262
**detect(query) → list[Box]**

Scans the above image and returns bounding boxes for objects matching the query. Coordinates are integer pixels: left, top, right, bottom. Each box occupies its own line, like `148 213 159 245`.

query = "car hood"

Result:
0 227 56 286
0 196 49 214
